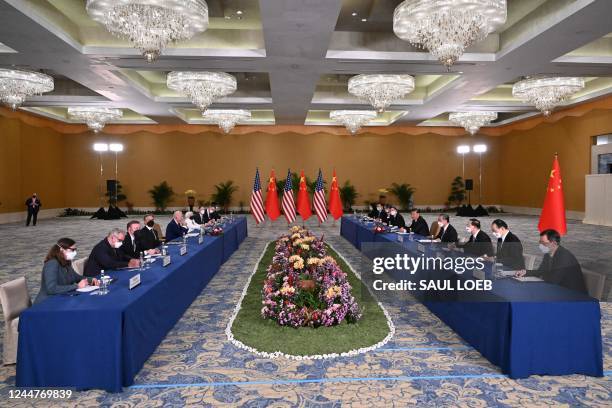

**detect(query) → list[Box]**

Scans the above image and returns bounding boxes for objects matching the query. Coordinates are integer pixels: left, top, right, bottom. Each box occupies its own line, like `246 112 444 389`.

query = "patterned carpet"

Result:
0 214 610 407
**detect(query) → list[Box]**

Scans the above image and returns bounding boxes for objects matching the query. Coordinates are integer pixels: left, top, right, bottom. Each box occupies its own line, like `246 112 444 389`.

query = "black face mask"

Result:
146 220 155 228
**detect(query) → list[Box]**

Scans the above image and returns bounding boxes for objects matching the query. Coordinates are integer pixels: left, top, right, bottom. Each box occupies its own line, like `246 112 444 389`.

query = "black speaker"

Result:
465 179 474 191
106 179 117 196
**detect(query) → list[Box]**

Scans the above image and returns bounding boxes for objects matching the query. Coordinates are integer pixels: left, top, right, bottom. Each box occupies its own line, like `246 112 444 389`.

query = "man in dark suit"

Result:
166 210 189 241
459 218 494 257
209 203 221 221
435 214 458 243
387 206 406 229
516 229 587 293
25 193 41 226
121 220 141 259
137 214 161 251
491 219 525 270
404 208 429 236
84 229 140 277
193 206 210 225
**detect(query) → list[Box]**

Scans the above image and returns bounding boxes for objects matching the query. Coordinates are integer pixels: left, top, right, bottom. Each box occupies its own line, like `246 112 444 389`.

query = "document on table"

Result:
76 286 99 293
512 276 544 282
186 233 200 237
418 239 434 243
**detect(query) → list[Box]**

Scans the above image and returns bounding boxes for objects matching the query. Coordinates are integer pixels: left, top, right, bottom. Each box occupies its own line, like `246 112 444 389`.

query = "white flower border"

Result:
225 240 395 360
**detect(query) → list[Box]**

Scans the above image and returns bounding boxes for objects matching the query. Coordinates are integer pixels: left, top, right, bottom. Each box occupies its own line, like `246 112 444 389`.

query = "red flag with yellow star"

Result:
328 169 343 220
297 170 312 221
538 154 567 235
265 169 281 221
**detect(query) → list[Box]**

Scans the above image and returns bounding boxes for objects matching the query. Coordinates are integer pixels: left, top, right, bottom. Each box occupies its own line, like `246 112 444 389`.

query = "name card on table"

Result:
417 243 425 253
162 255 171 267
129 274 141 290
180 245 187 256
198 235 204 245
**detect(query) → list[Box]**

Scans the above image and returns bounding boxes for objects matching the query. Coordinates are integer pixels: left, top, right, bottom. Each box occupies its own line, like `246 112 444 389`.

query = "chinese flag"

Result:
538 154 567 235
328 169 343 220
265 170 281 221
297 170 312 221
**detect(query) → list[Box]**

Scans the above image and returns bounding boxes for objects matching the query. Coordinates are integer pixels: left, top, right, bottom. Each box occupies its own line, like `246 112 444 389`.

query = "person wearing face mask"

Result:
137 214 162 251
166 210 189 242
515 229 587 293
402 208 429 236
209 203 221 221
25 193 42 226
84 229 140 277
458 218 494 257
386 206 406 229
434 214 458 243
193 206 210 225
184 211 202 232
490 219 525 270
35 238 98 304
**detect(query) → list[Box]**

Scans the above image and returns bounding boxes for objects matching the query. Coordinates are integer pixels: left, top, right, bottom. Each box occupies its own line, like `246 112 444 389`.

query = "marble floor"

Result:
0 213 610 407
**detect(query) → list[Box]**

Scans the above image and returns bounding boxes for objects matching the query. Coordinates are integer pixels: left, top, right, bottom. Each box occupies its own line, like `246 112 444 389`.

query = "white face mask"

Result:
64 250 77 261
200 210 205 214
114 241 123 249
493 231 502 239
539 243 550 254
465 227 472 233
390 211 397 216
438 221 444 227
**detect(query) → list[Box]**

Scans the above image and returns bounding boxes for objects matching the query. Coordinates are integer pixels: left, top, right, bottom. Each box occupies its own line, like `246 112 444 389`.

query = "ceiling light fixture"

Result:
86 0 209 63
202 109 251 133
167 71 237 111
0 68 54 110
449 111 497 135
512 76 585 116
330 110 377 135
348 74 415 112
393 0 507 69
68 107 123 133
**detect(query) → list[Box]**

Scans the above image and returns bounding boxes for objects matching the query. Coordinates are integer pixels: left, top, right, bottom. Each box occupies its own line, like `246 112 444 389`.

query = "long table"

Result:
16 217 248 392
341 216 603 379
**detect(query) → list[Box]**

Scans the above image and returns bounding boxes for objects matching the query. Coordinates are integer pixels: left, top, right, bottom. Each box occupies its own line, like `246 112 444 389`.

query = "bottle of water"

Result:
182 233 187 246
139 251 145 271
99 269 106 295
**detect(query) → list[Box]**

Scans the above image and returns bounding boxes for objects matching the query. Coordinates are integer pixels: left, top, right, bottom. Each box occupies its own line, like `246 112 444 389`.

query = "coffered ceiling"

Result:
0 0 611 131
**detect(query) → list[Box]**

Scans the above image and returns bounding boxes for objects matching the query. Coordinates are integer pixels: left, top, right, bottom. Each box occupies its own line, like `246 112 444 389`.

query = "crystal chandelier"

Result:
512 76 585 116
449 111 497 135
348 74 415 112
330 110 377 135
67 107 123 133
167 71 236 111
86 0 209 62
202 109 251 133
393 0 507 68
0 68 54 109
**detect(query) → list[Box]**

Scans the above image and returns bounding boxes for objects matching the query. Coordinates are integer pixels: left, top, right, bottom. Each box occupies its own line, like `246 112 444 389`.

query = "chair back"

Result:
429 221 440 238
0 277 31 322
72 257 88 276
582 268 605 300
523 254 537 270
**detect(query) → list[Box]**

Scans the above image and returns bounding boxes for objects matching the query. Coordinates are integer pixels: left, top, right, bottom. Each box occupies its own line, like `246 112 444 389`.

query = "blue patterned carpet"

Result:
0 215 610 407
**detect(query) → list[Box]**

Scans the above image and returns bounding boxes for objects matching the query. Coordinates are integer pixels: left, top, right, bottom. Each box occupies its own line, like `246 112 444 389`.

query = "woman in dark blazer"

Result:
34 238 96 304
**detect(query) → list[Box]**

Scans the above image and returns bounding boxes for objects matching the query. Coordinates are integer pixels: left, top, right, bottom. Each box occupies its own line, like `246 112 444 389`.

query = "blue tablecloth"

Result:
340 216 603 379
16 217 248 392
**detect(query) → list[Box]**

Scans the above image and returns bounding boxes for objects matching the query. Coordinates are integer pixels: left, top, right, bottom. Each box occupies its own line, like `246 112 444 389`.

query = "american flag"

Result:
313 169 328 223
250 168 265 224
282 169 296 223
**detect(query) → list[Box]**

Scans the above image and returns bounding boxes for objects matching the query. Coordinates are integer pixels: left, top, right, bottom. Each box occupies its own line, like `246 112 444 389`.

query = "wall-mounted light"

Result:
93 143 108 152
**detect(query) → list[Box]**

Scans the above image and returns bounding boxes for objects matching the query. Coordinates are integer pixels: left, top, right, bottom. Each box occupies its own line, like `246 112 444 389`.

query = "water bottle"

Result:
139 251 145 271
161 245 167 256
99 269 107 295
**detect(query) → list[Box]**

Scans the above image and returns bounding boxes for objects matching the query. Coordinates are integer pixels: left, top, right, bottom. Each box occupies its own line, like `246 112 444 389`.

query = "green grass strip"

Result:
230 242 391 356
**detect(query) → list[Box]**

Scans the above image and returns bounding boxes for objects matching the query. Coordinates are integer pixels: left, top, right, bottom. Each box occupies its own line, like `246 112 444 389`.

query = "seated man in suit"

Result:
123 220 160 259
491 219 525 270
137 214 162 251
84 228 140 277
515 229 587 294
402 208 430 236
458 218 494 257
166 210 189 241
435 214 458 243
209 203 221 220
193 206 210 225
386 206 406 229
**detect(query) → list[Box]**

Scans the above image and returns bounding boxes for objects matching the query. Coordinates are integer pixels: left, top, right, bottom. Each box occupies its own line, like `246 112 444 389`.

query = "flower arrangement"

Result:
373 225 386 234
210 226 224 236
261 226 362 328
184 189 197 197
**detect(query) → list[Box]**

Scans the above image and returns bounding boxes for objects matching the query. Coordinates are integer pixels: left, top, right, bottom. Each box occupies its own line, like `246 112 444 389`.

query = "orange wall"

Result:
499 109 612 212
0 116 64 213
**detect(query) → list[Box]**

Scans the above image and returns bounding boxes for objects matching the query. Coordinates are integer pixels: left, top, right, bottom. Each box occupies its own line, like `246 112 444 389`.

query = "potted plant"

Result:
185 189 197 211
447 176 466 208
339 180 358 211
148 181 175 212
389 183 416 211
211 180 238 213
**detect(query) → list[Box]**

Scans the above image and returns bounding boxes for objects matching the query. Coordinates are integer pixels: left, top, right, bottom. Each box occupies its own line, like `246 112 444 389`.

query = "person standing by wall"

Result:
25 193 41 226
